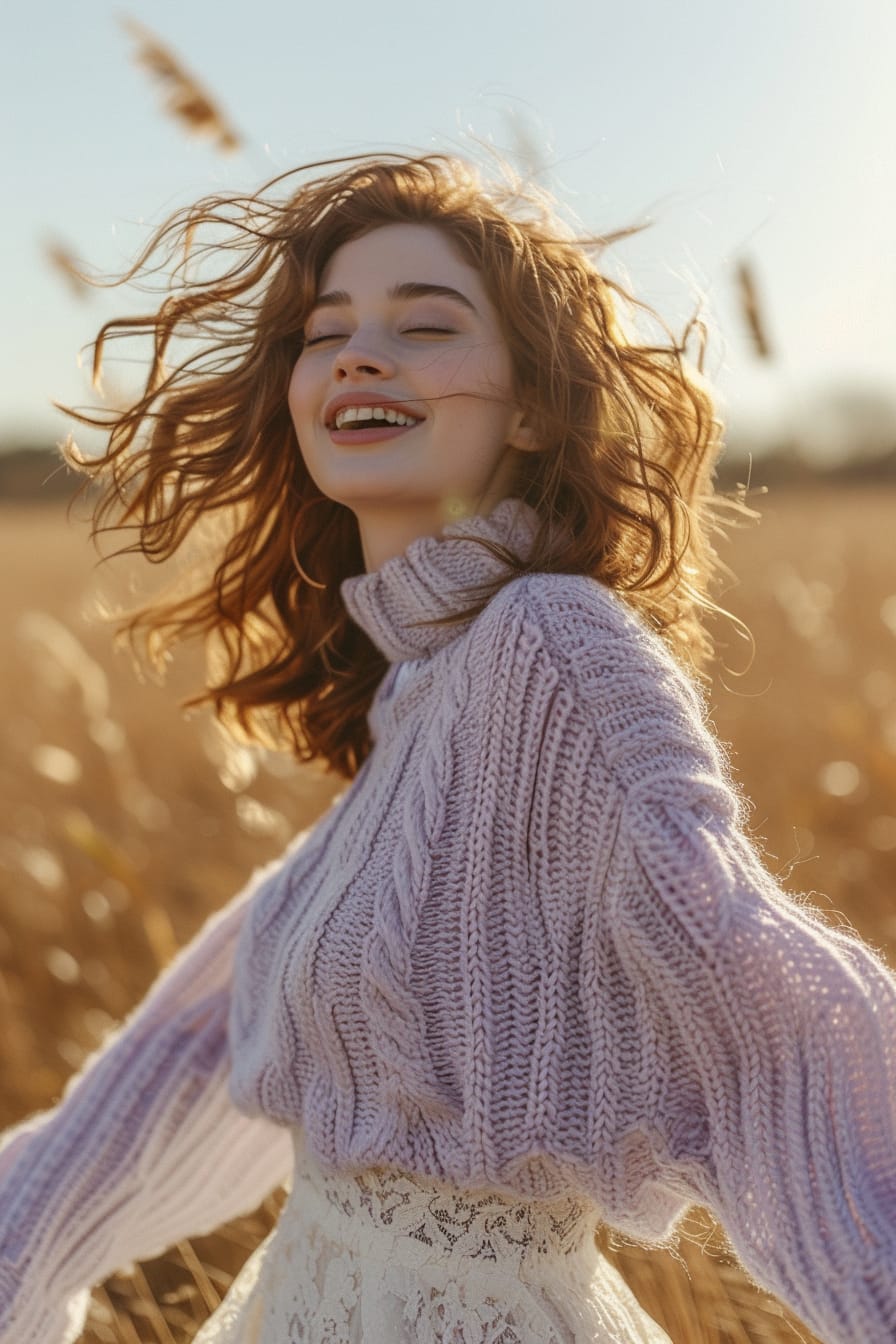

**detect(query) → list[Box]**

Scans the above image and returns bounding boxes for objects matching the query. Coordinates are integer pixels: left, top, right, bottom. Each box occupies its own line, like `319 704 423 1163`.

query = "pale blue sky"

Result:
3 0 895 453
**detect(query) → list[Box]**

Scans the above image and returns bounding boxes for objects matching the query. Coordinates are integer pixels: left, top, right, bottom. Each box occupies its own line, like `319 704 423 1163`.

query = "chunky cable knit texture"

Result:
1 496 894 1344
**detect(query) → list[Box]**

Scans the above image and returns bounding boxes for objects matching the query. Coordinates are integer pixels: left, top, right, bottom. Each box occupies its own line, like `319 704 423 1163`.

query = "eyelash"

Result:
303 326 456 347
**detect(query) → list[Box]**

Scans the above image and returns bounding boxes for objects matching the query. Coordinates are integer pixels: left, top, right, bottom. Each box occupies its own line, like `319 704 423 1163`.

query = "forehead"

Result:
318 223 483 298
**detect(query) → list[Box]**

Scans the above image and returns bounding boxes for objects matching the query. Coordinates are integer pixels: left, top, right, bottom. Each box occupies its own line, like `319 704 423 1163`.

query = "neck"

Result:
350 485 524 575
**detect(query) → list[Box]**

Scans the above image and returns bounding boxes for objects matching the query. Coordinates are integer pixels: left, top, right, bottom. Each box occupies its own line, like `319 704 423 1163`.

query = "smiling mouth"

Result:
331 405 423 431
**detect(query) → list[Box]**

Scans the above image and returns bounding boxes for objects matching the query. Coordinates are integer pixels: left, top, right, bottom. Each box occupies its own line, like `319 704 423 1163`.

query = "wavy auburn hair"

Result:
63 152 738 781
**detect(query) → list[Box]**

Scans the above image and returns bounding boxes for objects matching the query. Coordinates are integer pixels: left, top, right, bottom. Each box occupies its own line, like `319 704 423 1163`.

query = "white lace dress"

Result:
193 1129 672 1344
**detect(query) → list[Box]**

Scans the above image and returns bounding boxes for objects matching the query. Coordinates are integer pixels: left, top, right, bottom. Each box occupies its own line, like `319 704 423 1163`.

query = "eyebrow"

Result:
310 281 479 315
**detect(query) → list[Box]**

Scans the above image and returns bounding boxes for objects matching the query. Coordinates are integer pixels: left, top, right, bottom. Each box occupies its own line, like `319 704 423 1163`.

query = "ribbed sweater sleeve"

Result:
523 577 896 1344
616 783 896 1343
0 851 296 1344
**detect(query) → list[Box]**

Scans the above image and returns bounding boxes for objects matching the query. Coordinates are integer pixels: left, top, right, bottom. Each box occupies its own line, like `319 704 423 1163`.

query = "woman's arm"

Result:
611 775 896 1343
517 574 896 1343
0 849 296 1344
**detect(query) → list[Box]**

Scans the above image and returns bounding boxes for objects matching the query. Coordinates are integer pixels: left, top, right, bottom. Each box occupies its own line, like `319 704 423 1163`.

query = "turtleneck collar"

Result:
339 496 541 664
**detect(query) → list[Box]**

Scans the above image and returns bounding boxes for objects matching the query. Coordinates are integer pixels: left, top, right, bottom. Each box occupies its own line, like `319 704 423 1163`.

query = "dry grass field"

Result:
1 484 894 1343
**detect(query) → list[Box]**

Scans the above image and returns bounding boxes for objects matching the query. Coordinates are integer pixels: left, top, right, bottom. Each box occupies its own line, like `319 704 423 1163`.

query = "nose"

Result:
334 330 396 381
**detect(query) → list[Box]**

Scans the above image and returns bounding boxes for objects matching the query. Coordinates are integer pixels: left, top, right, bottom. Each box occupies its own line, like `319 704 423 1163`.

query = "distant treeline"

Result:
715 442 896 490
0 441 894 503
0 446 94 501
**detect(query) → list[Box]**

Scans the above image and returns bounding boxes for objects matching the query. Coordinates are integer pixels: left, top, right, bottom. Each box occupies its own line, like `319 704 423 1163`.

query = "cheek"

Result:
471 348 517 424
287 367 324 474
287 360 314 428
473 338 515 396
429 340 515 402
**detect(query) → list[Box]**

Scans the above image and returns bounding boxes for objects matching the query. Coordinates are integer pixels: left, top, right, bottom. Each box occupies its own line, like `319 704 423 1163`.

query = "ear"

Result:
506 408 539 453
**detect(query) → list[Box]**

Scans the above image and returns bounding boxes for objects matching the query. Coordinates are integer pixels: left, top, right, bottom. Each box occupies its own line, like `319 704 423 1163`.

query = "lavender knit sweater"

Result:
1 496 895 1344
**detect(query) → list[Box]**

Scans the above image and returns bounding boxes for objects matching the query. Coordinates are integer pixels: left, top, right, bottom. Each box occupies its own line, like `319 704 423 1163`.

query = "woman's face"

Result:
288 222 535 572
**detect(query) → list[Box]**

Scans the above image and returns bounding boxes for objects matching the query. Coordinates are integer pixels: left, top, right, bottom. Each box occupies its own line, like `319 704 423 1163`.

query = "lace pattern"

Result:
194 1130 672 1343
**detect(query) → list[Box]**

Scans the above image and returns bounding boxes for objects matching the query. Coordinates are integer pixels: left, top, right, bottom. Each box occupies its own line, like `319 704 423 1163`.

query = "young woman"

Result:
1 154 894 1344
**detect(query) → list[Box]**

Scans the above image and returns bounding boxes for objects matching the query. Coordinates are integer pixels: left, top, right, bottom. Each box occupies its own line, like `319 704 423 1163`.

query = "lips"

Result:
323 391 426 430
327 419 422 447
334 405 420 431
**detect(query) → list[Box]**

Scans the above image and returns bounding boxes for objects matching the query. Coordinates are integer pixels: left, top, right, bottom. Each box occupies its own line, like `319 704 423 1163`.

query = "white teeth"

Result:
333 405 420 430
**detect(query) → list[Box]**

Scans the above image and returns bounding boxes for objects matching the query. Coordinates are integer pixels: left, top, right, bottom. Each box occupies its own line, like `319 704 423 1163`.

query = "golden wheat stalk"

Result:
43 238 92 299
120 15 242 153
734 257 773 360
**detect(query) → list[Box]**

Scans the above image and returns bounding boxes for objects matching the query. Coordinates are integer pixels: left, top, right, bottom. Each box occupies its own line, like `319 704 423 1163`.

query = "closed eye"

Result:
302 326 455 347
303 333 346 347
